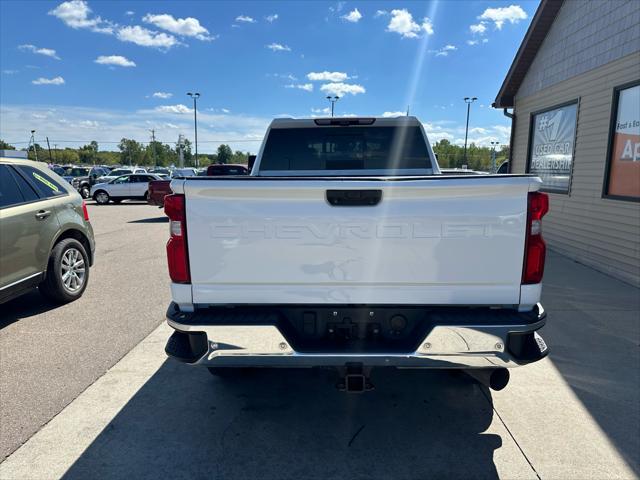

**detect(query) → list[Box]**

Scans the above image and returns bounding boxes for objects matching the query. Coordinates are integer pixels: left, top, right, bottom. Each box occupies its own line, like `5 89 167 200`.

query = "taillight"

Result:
82 201 90 221
522 192 549 284
164 194 190 283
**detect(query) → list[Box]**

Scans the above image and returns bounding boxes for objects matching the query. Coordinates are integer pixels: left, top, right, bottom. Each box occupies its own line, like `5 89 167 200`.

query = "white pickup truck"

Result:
164 117 549 392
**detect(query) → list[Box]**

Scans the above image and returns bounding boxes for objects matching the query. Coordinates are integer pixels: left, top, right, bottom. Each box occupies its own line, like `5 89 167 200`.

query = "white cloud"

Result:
285 83 313 92
117 25 179 48
265 14 278 22
151 92 173 99
48 0 113 34
94 55 136 67
467 38 488 46
374 10 388 18
306 71 349 82
266 43 291 52
479 5 528 29
221 108 230 114
49 1 196 49
311 107 331 114
3 70 19 75
387 9 433 38
432 44 457 57
78 120 100 128
469 22 487 35
235 15 256 23
155 104 192 114
341 8 362 23
18 44 61 60
143 13 213 40
492 125 511 136
268 73 298 81
382 111 405 117
328 2 346 13
320 82 365 96
125 10 134 16
1 104 271 153
32 76 65 85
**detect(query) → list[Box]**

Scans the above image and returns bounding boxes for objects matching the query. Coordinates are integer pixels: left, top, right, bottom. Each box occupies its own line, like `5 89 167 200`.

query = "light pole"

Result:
326 95 339 117
29 130 38 161
187 92 200 167
490 141 499 173
463 97 477 165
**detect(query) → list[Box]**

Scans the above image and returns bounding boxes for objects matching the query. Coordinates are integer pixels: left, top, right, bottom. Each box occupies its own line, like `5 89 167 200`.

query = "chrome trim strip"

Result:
0 272 42 291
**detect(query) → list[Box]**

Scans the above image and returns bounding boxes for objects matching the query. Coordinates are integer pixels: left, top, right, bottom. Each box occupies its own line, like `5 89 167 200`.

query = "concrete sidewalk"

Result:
1 251 638 479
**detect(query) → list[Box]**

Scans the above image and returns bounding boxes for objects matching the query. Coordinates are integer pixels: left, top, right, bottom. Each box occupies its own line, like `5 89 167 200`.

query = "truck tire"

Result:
39 238 90 304
94 190 110 205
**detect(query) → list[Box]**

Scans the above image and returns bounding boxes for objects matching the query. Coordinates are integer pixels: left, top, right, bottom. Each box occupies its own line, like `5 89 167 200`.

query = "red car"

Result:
147 179 172 207
148 164 250 207
206 164 248 176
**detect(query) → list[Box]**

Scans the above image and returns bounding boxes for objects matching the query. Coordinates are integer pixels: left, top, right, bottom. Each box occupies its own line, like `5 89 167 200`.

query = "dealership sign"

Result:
606 83 640 199
529 102 578 193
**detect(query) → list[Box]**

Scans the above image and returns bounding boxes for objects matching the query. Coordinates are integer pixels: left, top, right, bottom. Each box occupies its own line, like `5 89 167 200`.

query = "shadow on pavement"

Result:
128 216 168 224
0 289 59 330
543 252 640 475
62 365 502 480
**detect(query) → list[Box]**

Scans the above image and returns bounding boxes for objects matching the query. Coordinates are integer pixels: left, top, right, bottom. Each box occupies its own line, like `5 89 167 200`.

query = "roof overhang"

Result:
493 0 565 109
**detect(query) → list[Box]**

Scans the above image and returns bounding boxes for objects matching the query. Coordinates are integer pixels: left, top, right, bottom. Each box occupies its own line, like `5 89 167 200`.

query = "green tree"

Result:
78 142 98 164
216 144 233 164
230 150 249 164
56 148 80 164
0 140 16 150
118 138 145 166
27 143 46 161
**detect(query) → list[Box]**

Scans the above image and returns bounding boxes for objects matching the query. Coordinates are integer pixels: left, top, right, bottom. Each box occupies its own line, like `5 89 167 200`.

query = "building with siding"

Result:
494 0 640 286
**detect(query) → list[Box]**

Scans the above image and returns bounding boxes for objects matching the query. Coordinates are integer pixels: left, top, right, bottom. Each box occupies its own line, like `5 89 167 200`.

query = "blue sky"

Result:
0 0 539 153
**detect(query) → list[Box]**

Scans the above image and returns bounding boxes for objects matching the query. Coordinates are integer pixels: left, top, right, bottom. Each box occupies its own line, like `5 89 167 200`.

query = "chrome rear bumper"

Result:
166 303 548 369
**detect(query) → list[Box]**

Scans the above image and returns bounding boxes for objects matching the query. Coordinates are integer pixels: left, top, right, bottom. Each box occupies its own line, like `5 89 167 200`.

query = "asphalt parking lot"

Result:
1 202 639 479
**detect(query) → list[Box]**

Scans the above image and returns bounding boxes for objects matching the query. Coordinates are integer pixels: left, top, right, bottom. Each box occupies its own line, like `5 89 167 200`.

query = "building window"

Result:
527 100 579 194
603 81 640 201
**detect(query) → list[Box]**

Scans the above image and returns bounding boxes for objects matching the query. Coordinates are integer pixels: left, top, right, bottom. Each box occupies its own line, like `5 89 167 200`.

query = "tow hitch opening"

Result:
337 363 374 393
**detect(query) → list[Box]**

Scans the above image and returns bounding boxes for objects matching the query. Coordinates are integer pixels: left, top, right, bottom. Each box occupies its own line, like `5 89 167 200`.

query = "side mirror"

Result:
248 155 257 172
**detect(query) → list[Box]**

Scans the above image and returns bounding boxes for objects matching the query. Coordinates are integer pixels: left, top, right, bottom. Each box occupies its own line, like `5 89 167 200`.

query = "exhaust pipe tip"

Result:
489 368 510 391
464 368 510 391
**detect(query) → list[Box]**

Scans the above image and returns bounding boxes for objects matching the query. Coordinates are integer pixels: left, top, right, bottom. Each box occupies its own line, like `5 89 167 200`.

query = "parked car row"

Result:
91 173 162 205
147 164 249 207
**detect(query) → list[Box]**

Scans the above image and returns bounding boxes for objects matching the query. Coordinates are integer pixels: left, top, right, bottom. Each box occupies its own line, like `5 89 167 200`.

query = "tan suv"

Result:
0 158 95 304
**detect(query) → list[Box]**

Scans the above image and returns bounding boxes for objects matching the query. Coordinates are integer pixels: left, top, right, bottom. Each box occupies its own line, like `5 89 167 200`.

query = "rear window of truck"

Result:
259 126 431 172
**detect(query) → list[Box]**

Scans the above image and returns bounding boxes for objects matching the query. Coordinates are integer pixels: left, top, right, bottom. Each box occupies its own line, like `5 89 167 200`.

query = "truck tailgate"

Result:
180 176 540 306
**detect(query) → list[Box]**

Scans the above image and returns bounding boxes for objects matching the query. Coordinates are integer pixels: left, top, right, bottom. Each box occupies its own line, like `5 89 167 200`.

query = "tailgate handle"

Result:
326 190 382 206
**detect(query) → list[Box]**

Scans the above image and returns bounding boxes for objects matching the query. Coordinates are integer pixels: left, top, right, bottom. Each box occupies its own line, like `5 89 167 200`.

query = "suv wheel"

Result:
94 190 110 205
39 238 90 303
80 186 90 199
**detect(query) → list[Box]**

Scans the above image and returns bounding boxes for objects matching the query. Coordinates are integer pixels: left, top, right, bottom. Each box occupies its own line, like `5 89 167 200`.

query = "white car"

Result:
95 167 147 184
90 173 161 205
